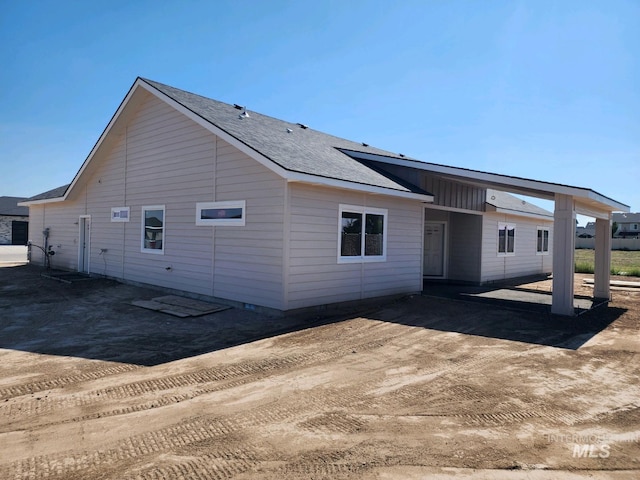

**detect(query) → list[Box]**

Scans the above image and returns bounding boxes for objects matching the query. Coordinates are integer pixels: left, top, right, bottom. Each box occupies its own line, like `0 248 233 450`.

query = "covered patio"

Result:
354 152 630 316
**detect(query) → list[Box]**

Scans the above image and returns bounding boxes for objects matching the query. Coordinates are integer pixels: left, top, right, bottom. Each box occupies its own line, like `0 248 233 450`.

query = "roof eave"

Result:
343 150 630 214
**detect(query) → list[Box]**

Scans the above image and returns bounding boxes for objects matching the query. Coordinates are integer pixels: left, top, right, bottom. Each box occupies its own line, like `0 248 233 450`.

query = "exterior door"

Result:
79 216 91 273
424 222 445 277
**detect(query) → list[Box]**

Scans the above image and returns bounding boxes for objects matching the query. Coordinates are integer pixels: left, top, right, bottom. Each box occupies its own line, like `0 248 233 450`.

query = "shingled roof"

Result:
141 78 423 194
486 189 553 218
0 196 29 216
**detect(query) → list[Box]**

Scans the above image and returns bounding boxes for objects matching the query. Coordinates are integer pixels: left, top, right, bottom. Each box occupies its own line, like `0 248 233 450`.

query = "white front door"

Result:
79 216 91 273
424 222 445 277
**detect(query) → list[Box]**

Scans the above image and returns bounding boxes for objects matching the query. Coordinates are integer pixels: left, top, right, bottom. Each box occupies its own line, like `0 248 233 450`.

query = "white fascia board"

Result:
18 198 64 206
138 81 293 179
142 81 434 203
344 150 629 213
60 79 148 202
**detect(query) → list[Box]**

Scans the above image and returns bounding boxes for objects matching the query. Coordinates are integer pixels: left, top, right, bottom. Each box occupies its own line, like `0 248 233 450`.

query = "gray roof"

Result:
613 212 640 223
486 189 553 218
0 196 29 216
141 78 418 194
22 185 70 203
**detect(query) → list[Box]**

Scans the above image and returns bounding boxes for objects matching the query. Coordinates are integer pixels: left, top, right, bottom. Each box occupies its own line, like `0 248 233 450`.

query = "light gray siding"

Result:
29 92 286 309
480 212 553 283
286 184 422 310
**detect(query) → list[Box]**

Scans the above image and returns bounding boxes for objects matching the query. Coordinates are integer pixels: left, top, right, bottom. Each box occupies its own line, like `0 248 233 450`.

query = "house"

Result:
0 196 29 245
20 78 628 315
612 212 640 238
576 222 596 238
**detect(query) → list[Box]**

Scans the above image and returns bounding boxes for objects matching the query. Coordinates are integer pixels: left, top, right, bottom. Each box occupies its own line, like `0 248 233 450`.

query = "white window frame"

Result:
536 226 550 255
497 222 516 256
111 207 130 222
141 205 165 255
338 204 388 263
196 200 246 226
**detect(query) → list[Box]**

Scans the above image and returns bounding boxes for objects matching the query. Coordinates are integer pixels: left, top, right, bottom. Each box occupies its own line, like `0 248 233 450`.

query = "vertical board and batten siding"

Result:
286 183 422 310
374 164 486 212
480 212 553 283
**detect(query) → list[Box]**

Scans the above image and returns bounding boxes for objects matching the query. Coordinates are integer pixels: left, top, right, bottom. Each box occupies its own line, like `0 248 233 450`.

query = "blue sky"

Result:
1 0 638 224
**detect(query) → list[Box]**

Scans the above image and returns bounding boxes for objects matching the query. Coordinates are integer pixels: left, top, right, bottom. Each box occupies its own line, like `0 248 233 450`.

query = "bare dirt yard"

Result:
1 265 639 479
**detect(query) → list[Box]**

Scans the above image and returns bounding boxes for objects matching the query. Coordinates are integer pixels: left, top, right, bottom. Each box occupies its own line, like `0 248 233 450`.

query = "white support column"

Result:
593 216 612 299
552 194 576 316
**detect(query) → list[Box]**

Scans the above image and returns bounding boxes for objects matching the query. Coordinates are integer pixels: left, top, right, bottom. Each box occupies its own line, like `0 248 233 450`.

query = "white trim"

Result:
341 149 629 213
498 222 516 256
423 203 483 216
141 205 165 255
337 204 388 263
490 207 553 221
196 200 246 226
536 226 550 255
78 215 91 273
111 207 130 222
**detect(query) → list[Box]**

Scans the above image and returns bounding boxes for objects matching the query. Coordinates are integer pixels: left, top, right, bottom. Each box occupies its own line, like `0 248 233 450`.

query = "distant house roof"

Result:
613 212 640 223
0 196 29 216
486 189 553 219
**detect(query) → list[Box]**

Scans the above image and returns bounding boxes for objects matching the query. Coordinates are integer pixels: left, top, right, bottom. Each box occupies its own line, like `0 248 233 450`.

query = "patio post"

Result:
552 194 576 316
593 216 612 300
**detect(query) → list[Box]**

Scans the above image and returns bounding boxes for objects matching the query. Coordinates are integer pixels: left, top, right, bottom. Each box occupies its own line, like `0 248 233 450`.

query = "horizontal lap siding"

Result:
119 95 217 295
481 212 554 283
35 202 85 270
212 140 285 310
286 184 422 310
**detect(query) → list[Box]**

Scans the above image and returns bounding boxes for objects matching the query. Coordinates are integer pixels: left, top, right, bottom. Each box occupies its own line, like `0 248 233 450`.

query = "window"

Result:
498 222 515 256
111 207 130 222
633 224 639 231
196 201 246 226
338 205 387 262
141 206 165 254
537 227 550 254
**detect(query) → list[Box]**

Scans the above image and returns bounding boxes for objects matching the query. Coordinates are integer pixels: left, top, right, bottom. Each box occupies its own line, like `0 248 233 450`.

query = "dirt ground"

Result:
0 266 639 479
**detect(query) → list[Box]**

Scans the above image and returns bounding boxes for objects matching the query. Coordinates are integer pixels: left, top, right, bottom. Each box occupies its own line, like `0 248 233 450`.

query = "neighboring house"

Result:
0 196 28 245
612 212 640 238
577 221 596 238
20 78 627 315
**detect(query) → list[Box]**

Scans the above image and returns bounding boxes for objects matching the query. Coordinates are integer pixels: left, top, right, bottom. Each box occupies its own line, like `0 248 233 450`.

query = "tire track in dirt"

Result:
2 320 405 426
0 364 141 401
125 448 258 480
0 322 407 479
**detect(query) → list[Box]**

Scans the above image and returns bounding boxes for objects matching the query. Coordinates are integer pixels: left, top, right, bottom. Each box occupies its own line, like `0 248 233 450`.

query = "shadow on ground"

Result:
368 282 626 349
0 267 626 367
0 266 341 367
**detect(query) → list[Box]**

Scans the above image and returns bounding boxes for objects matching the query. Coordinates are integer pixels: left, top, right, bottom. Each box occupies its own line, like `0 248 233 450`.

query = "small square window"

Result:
196 201 246 226
141 206 165 254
